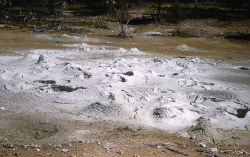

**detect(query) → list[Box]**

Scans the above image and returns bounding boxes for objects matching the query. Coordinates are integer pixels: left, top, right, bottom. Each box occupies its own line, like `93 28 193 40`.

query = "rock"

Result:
133 155 140 157
84 72 92 78
180 143 188 149
153 58 163 63
37 55 45 64
22 144 30 149
45 153 52 156
176 44 197 51
117 150 124 154
123 71 134 76
108 92 116 100
62 149 69 153
0 107 6 110
120 76 127 82
198 142 206 148
144 31 163 36
69 155 76 157
32 27 48 33
178 132 190 138
0 24 7 29
78 140 84 144
161 29 176 36
207 147 218 154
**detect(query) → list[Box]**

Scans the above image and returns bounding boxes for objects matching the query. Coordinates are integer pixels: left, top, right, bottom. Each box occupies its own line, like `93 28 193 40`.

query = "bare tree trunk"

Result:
174 0 181 35
120 0 128 38
156 0 162 21
108 0 114 15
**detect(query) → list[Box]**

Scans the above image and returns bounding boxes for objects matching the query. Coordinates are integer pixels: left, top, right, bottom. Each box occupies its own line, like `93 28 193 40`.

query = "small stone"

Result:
104 146 112 152
123 71 134 76
198 142 206 148
133 155 140 157
78 140 83 144
108 92 116 100
55 144 62 148
180 144 188 149
62 148 69 153
120 76 127 82
22 144 30 148
117 150 124 154
37 55 45 64
83 72 92 78
0 107 6 110
207 147 218 154
69 154 76 157
36 148 41 152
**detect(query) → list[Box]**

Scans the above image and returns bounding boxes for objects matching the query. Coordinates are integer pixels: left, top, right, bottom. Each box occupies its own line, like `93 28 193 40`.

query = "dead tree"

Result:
156 0 162 21
114 0 129 38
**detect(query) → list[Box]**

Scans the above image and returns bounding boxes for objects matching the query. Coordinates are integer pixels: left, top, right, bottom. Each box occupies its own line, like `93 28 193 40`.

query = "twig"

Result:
164 146 189 156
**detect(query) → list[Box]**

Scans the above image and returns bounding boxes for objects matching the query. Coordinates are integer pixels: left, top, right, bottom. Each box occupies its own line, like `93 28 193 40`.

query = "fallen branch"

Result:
164 146 189 156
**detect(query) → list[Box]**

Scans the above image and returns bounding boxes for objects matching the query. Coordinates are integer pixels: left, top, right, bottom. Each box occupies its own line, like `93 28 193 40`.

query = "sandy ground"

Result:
0 29 249 157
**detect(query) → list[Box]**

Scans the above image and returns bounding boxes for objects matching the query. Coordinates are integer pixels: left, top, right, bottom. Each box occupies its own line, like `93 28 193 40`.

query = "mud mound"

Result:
83 102 120 116
152 107 183 119
187 117 239 144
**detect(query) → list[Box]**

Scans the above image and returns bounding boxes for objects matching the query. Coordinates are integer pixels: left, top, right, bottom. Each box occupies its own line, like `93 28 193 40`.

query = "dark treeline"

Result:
0 0 249 23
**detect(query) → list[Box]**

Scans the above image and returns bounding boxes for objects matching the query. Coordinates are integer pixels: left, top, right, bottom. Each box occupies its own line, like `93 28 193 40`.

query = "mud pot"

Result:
0 30 249 156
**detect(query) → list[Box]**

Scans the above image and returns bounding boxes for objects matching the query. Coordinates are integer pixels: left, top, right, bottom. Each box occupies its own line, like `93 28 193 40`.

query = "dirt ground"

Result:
0 118 249 157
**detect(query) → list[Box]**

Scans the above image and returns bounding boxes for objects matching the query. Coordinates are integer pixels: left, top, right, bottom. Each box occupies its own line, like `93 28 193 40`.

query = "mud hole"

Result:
227 108 250 118
51 85 86 92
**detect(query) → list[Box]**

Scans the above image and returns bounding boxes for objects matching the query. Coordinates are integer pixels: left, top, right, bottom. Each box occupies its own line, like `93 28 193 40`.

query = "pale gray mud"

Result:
0 30 249 157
